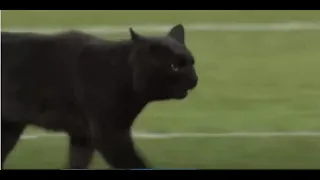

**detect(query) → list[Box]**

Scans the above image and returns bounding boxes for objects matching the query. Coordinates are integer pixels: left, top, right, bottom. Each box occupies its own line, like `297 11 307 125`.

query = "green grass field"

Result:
2 10 320 169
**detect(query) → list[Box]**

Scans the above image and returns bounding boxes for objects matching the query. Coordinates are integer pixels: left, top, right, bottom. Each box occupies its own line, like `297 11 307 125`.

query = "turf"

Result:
2 10 320 169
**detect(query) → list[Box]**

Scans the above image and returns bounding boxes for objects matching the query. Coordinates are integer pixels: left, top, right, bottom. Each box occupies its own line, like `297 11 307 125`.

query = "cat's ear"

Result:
167 24 185 44
129 28 143 42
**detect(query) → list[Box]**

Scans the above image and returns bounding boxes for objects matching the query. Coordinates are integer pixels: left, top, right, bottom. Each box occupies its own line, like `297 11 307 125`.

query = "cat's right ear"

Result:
167 24 185 45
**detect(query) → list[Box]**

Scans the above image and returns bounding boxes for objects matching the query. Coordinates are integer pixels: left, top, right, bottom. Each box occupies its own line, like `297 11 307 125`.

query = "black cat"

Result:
1 24 198 169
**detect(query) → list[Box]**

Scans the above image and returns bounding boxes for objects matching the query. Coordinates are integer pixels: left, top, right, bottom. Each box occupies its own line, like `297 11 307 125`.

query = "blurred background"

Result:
1 10 320 169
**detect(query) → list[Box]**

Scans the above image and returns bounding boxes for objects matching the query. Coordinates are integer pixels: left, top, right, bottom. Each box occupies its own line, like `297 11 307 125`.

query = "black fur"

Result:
1 24 198 169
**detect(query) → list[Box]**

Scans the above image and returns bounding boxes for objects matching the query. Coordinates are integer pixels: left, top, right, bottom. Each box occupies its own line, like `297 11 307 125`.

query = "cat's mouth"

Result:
170 89 191 99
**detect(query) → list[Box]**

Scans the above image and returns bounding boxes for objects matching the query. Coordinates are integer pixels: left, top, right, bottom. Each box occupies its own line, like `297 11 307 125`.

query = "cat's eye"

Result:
171 64 180 72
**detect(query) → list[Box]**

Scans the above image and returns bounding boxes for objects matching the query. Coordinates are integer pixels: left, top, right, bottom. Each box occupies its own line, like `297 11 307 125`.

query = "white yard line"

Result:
2 22 320 34
21 131 320 140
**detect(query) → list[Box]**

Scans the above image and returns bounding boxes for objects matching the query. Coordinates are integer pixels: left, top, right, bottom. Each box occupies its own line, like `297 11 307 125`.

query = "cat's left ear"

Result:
129 28 143 42
167 24 185 45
